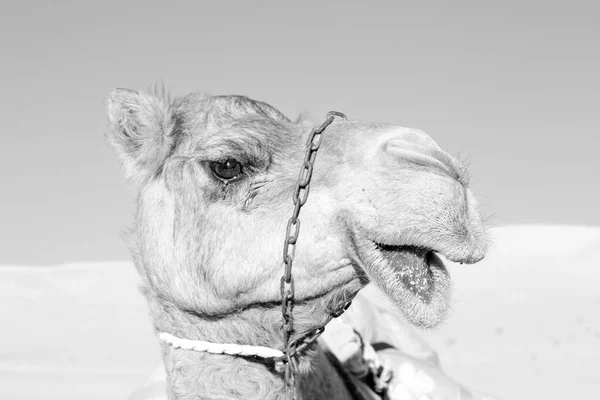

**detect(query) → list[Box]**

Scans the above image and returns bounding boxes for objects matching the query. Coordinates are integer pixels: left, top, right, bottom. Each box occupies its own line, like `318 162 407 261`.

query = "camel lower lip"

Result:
375 244 434 302
361 240 451 328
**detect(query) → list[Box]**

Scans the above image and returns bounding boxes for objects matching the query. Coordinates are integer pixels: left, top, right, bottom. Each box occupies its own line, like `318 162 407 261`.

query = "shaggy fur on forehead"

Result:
174 94 298 167
175 93 291 135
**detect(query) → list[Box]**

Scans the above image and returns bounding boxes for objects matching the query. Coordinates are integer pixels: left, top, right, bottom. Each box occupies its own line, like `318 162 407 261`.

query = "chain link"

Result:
280 111 346 399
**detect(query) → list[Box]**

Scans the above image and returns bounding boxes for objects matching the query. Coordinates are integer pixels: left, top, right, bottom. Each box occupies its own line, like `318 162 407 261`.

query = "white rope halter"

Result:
159 332 285 359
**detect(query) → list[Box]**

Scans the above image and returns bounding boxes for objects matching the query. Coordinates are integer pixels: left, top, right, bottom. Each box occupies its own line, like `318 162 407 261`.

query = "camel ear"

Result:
106 88 177 186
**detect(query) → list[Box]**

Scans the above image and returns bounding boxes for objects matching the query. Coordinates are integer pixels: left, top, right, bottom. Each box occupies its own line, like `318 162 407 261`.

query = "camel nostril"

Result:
384 139 461 181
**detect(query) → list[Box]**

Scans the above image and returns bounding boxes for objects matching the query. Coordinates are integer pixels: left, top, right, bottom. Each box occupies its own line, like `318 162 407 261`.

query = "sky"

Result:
1 1 598 265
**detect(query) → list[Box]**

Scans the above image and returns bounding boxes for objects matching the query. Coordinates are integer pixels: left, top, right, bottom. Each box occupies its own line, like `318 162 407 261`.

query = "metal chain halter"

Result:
279 111 347 399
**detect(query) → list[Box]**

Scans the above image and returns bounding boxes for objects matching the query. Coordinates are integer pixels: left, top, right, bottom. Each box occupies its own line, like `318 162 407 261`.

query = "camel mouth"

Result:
355 239 451 328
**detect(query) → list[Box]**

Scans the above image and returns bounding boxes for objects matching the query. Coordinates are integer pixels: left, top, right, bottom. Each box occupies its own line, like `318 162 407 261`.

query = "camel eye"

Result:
210 159 243 180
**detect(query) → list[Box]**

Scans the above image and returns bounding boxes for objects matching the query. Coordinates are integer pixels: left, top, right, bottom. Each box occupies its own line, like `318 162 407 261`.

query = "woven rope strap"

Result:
159 332 284 359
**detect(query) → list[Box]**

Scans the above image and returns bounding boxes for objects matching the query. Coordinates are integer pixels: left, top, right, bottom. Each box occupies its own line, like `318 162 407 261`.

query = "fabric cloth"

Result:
321 285 502 400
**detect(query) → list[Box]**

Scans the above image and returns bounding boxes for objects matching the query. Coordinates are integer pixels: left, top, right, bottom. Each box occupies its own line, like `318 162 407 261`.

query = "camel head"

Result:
107 88 487 332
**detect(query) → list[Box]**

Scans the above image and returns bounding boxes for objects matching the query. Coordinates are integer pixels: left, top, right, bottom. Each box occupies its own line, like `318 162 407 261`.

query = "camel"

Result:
106 88 488 400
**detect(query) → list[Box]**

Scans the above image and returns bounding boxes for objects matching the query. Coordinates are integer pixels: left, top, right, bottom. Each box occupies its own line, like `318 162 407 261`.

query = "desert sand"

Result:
1 225 598 400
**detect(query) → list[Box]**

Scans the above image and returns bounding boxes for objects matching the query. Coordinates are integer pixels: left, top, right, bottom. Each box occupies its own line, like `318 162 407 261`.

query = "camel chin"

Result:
355 239 454 328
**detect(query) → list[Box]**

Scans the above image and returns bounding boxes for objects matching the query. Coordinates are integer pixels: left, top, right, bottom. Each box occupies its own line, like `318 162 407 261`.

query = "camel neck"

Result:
143 289 284 398
141 288 330 399
141 280 362 399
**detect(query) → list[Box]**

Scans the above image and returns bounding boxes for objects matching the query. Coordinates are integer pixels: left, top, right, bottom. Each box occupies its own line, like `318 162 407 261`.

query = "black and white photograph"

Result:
1 2 598 399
